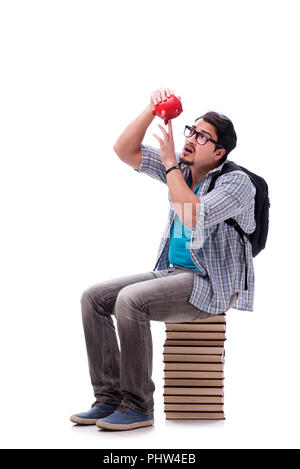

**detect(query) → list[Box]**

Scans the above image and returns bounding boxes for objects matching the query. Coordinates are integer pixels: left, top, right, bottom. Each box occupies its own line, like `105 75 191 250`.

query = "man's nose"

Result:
188 135 197 148
192 135 198 146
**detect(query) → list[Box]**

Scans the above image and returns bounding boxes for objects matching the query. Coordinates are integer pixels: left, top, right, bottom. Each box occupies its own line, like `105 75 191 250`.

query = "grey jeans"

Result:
81 265 236 414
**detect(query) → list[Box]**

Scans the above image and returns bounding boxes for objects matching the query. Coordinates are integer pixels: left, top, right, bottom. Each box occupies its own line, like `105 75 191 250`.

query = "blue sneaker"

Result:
96 404 154 431
70 401 120 425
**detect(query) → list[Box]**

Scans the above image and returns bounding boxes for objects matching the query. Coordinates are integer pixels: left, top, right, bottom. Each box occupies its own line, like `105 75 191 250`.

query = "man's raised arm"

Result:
113 88 172 170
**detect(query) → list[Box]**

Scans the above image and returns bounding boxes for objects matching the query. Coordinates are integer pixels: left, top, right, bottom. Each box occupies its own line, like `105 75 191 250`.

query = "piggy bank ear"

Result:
178 95 181 101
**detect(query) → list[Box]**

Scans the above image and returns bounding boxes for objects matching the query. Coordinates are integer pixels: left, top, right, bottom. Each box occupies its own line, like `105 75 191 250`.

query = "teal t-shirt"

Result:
168 174 204 273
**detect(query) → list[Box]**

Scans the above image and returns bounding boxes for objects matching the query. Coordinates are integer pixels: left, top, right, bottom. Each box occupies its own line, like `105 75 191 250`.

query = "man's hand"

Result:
152 120 178 170
150 87 181 106
150 87 172 106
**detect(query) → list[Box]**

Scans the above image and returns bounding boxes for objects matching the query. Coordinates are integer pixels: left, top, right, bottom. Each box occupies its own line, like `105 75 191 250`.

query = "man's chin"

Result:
180 155 193 166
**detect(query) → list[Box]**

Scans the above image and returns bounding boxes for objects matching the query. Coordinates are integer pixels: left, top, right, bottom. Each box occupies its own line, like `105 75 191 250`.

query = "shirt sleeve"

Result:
134 144 181 185
191 170 256 249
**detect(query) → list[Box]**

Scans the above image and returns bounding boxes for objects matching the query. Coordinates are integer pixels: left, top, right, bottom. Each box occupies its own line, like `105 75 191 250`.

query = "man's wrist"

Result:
164 159 179 171
145 103 155 118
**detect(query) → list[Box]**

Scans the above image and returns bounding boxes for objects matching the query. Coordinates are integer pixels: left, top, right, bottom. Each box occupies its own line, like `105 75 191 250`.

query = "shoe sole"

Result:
96 419 154 431
70 416 98 425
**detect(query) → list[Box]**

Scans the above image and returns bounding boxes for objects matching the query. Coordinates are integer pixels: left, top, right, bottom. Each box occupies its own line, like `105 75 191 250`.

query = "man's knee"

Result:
114 285 146 321
80 287 94 319
80 285 105 317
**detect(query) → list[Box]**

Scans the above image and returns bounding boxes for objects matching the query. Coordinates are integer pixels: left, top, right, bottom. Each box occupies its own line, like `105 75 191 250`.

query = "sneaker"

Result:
96 404 154 431
70 401 120 425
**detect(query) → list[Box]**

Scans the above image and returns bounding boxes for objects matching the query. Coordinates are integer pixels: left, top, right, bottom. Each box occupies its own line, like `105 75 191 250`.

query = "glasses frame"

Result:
184 125 223 148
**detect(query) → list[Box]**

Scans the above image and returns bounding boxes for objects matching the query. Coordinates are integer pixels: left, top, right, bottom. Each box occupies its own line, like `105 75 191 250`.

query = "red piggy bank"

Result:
152 94 183 125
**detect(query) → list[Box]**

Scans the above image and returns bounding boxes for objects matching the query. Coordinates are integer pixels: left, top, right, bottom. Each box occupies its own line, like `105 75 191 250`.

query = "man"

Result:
70 87 256 431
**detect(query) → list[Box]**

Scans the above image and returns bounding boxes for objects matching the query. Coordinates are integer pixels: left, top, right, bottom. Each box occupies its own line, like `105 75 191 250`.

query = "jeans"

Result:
81 265 237 414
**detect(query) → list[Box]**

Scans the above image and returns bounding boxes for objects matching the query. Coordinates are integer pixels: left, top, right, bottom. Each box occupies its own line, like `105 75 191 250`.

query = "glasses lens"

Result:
184 126 195 138
196 132 207 145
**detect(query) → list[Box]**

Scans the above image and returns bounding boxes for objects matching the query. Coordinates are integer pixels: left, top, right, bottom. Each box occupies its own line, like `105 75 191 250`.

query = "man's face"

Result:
179 118 224 168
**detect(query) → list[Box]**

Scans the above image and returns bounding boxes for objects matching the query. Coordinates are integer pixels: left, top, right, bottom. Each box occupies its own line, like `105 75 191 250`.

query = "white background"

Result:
0 0 299 449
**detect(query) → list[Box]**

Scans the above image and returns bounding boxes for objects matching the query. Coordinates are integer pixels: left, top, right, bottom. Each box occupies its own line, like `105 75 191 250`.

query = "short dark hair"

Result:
195 111 237 165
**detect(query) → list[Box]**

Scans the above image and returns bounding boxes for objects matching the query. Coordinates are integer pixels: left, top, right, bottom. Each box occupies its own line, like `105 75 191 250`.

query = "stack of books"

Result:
163 314 226 420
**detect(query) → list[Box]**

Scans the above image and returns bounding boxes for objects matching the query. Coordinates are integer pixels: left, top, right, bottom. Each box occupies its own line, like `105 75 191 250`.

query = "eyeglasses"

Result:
184 125 222 147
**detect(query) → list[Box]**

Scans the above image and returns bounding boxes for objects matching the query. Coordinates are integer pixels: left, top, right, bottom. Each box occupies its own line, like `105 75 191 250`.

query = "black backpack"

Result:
207 161 270 258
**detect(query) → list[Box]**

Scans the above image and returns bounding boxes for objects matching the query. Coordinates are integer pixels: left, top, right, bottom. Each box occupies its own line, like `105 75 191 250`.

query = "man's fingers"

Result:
153 133 163 144
165 88 171 98
155 91 162 103
151 88 174 105
151 92 158 105
159 88 167 101
158 124 168 135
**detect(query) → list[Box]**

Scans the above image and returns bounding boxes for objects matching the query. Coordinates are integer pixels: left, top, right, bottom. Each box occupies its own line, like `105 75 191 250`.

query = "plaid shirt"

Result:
134 144 256 314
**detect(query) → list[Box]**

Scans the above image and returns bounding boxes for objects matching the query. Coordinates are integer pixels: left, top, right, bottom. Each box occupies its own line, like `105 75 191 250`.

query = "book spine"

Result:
164 363 224 371
164 379 224 387
164 395 224 404
163 354 224 363
165 412 225 420
164 340 225 346
165 324 226 332
163 387 224 396
165 404 223 412
165 315 226 324
164 371 224 379
166 332 226 340
164 346 223 355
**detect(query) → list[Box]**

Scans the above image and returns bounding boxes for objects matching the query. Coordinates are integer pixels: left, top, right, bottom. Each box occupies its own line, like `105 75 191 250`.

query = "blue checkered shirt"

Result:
134 144 256 314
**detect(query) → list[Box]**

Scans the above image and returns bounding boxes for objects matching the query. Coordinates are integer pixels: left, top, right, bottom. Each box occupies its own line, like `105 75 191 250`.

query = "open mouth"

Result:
184 147 194 154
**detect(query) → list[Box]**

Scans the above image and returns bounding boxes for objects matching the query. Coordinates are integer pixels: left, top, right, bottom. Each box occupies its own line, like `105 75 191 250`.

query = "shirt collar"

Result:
180 159 228 181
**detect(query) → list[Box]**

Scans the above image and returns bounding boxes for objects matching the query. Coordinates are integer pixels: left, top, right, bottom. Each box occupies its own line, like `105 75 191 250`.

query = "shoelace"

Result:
117 404 129 414
91 400 127 412
92 400 112 409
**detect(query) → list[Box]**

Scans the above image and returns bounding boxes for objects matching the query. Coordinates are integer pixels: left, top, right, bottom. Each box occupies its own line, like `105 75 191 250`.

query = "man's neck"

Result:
190 162 220 188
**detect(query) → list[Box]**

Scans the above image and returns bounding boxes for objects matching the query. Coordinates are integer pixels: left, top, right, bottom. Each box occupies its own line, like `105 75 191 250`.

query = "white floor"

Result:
2 305 300 449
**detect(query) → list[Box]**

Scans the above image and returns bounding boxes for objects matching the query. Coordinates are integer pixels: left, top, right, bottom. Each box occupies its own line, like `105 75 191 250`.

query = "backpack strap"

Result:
226 219 249 291
207 161 241 192
207 161 249 290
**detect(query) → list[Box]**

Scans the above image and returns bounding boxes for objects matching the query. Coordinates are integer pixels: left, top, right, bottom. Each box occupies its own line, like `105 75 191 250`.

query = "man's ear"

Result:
214 148 226 162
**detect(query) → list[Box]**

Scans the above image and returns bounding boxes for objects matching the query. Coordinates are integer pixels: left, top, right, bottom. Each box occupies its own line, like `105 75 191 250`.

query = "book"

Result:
166 332 226 340
165 315 226 324
164 340 225 346
164 371 224 379
163 387 223 396
165 412 225 420
165 404 223 412
163 354 224 363
164 362 224 371
164 346 224 355
164 379 224 387
164 395 224 404
165 324 226 332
